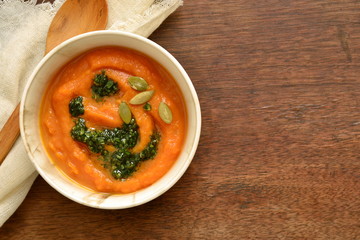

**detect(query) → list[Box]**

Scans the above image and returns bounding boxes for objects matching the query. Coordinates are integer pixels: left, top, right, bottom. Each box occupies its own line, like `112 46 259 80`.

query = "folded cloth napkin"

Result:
0 0 183 227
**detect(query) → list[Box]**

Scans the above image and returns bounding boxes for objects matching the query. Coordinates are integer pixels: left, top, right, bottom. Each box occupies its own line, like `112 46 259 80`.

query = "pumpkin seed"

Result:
129 90 154 105
119 102 132 124
128 76 148 91
159 102 172 124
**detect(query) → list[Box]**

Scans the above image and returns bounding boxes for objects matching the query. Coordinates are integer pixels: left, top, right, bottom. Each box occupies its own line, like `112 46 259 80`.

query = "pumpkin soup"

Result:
40 47 187 194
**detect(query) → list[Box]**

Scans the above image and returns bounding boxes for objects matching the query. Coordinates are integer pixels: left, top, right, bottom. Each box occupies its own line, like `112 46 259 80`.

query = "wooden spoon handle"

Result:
0 104 20 164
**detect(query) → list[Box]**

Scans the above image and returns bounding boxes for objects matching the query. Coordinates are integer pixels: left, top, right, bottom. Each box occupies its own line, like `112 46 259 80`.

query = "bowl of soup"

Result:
20 30 201 209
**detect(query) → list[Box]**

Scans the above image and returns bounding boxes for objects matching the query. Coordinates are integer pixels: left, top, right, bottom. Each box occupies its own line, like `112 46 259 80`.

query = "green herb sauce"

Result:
143 102 152 111
71 118 160 179
106 133 160 179
69 96 84 117
91 70 119 101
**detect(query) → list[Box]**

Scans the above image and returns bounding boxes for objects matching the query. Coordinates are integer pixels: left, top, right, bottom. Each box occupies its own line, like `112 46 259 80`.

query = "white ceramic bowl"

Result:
20 30 201 209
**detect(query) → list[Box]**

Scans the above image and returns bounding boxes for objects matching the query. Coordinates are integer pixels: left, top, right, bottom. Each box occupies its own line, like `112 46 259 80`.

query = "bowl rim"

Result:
20 30 202 209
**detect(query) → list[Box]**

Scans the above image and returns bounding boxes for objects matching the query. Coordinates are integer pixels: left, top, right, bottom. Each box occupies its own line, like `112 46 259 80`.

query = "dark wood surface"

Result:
2 0 360 239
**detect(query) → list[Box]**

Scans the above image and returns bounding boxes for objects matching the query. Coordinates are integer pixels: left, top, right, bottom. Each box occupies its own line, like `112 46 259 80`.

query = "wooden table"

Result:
2 0 360 239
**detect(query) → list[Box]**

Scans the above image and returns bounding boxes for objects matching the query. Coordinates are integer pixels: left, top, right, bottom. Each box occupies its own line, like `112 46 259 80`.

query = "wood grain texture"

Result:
2 0 360 239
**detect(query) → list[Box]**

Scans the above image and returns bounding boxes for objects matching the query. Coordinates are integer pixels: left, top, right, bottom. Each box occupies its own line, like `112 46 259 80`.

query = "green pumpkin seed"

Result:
128 76 148 91
129 90 154 105
119 102 132 124
159 102 172 124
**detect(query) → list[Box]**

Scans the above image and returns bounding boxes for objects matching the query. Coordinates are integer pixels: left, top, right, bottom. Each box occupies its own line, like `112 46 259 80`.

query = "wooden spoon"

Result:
0 0 108 164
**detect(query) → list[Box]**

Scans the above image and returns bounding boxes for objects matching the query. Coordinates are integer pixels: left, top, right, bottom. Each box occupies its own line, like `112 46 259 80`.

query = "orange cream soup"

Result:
40 47 187 193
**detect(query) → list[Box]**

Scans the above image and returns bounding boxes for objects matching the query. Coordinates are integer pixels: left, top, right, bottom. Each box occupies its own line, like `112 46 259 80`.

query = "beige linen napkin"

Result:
0 0 183 227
